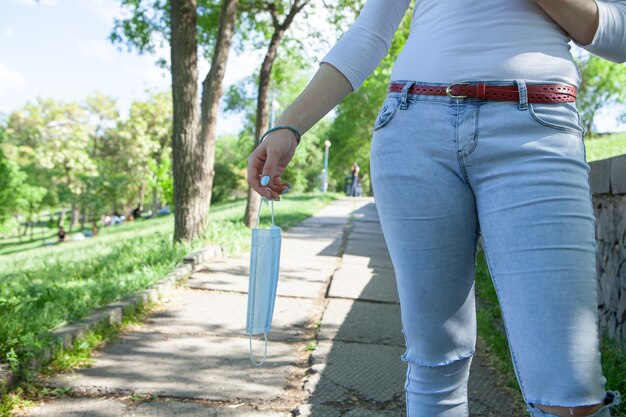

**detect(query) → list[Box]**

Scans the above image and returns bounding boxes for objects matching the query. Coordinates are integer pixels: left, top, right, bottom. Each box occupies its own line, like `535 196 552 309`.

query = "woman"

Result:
247 1 625 416
350 161 360 196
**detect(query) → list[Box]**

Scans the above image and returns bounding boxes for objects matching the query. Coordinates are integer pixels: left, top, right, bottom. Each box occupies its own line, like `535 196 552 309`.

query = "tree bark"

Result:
170 0 240 242
243 0 308 228
170 0 201 242
70 202 79 231
199 0 240 220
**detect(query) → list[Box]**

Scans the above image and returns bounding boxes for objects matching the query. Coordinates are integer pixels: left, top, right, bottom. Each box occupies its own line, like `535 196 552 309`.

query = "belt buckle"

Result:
446 83 470 99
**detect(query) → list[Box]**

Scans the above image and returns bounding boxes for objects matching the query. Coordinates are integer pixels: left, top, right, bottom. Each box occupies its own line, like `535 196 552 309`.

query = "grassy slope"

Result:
0 192 339 372
585 132 626 162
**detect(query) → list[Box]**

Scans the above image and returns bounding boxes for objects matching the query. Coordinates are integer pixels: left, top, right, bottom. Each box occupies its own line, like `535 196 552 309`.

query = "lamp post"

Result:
323 140 331 193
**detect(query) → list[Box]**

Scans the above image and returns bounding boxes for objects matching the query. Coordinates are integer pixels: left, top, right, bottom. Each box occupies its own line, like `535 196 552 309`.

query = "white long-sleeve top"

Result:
321 0 626 91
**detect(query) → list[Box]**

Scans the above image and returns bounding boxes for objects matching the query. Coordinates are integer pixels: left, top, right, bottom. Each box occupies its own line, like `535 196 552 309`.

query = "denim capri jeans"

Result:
369 80 621 417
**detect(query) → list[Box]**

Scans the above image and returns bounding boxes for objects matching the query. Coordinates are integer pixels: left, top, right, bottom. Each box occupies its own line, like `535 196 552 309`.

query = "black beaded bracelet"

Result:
259 125 302 146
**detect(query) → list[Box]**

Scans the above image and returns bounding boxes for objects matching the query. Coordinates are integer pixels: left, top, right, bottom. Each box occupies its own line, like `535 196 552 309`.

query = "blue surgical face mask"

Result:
246 198 281 366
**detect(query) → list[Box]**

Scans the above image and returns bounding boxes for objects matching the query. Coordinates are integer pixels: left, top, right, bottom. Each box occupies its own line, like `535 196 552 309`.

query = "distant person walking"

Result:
349 162 360 196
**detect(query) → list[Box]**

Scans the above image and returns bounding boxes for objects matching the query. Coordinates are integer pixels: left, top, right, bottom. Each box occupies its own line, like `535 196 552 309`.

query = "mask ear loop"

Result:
254 198 275 229
249 197 275 366
249 333 268 366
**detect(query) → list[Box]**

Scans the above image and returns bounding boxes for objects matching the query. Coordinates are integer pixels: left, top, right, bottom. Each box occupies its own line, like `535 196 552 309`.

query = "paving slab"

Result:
188 253 337 298
139 289 317 341
189 265 331 299
343 238 390 259
50 335 295 401
304 340 406 405
468 352 526 417
342 251 394 269
26 397 126 417
294 404 404 417
126 401 289 416
319 299 404 346
297 198 371 228
328 265 399 303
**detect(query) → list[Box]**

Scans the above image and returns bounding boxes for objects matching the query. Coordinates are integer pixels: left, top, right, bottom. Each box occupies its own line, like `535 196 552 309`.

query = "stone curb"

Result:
0 245 223 395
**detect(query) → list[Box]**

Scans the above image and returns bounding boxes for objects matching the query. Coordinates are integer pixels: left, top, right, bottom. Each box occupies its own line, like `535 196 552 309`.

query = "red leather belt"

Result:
388 82 577 103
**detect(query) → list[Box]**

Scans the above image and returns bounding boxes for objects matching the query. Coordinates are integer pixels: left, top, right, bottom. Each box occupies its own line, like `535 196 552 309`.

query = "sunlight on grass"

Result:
585 132 626 162
0 192 339 376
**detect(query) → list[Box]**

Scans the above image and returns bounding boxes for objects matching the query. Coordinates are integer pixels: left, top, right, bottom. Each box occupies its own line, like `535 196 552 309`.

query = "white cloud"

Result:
9 0 58 6
0 63 26 90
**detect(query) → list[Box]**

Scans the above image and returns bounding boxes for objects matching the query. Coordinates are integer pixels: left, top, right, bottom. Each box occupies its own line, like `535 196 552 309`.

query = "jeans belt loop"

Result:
515 80 529 111
400 81 415 110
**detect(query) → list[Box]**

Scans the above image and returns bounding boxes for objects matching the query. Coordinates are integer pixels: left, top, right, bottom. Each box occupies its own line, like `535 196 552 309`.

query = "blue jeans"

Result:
370 80 621 417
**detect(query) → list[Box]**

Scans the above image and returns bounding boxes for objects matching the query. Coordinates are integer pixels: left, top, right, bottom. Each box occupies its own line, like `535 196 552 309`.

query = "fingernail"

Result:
281 183 292 194
261 175 270 186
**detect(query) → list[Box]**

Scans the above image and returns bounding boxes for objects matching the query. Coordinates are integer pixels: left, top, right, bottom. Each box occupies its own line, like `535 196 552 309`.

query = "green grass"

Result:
0 301 157 417
474 250 521 393
475 250 626 417
585 132 626 162
0 192 339 378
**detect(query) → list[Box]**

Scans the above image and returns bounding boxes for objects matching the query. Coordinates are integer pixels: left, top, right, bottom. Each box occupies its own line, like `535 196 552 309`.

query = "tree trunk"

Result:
170 0 201 242
58 208 66 228
152 187 160 217
243 0 307 227
199 0 240 222
69 201 80 231
138 182 146 209
243 32 287 227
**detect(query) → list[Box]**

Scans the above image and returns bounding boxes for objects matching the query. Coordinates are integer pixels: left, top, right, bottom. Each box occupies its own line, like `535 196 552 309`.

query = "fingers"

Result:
247 148 289 200
247 135 295 200
247 152 272 199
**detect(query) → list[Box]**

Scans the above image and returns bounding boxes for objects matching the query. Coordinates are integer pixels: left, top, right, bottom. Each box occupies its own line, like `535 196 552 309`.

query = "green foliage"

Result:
0 146 26 224
212 134 247 204
223 56 331 193
599 329 626 417
0 192 336 378
2 90 173 234
577 55 626 137
474 250 521 392
325 6 411 194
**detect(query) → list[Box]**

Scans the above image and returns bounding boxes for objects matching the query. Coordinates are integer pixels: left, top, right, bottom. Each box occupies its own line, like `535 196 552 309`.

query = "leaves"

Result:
576 55 626 136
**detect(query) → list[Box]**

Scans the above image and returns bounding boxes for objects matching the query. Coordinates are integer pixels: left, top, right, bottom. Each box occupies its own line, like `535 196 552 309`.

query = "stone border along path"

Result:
0 246 222 394
21 197 527 417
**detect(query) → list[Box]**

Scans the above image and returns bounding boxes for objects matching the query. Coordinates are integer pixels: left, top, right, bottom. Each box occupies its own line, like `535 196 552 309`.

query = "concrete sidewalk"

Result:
24 197 526 417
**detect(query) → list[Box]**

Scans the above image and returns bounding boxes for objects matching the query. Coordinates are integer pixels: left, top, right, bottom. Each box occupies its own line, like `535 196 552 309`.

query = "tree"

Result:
223 58 330 193
326 5 411 194
576 55 626 136
0 138 25 226
241 0 313 228
113 0 240 242
5 99 96 230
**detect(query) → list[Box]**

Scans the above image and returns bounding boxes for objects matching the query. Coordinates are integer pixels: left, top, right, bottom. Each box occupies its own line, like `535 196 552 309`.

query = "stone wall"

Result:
590 154 626 341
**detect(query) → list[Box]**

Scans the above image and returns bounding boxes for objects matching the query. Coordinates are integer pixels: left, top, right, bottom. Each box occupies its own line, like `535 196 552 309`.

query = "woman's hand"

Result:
532 0 599 45
247 130 297 200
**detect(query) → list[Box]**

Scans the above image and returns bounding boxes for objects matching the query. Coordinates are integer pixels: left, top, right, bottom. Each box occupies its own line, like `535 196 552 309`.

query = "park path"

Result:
23 197 526 417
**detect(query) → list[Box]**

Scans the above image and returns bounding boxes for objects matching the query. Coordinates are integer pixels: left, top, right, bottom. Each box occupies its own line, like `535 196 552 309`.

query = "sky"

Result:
0 0 270 136
0 0 624 134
